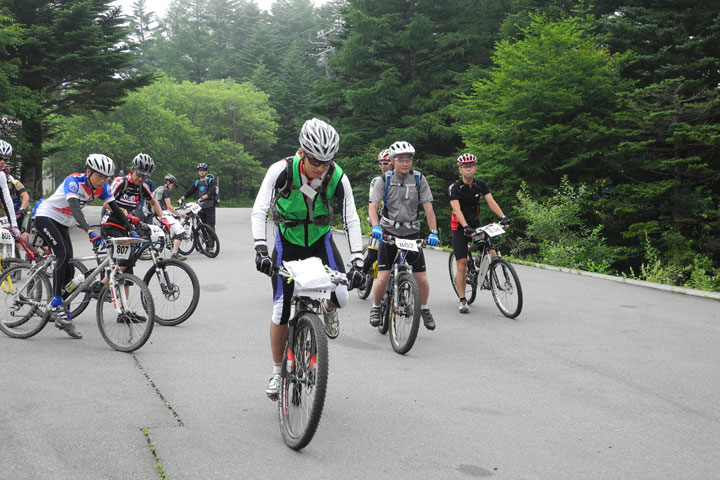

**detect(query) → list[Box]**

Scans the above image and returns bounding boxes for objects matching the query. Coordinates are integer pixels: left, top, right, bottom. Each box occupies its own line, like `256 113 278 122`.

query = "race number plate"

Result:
113 243 132 260
481 223 505 237
395 238 419 252
0 228 13 244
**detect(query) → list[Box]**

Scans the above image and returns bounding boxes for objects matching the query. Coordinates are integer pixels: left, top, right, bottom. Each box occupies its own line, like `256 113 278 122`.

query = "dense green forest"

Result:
0 0 719 290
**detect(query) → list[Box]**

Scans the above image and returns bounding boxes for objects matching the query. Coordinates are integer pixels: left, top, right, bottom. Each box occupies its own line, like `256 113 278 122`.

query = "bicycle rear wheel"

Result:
144 259 200 326
389 271 421 355
489 258 523 318
178 220 195 256
0 265 51 338
195 224 219 258
278 312 328 450
356 247 373 300
96 273 155 352
378 293 390 335
448 253 477 305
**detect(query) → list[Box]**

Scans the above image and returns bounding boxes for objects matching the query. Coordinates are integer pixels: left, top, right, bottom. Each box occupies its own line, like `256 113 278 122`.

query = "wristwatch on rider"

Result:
430 229 438 235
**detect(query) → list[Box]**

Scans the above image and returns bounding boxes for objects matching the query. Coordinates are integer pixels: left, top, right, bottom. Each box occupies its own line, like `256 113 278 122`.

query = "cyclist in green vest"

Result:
251 118 365 400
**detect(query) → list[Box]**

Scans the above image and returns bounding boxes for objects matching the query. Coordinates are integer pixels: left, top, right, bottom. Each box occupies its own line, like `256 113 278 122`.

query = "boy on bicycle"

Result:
34 154 131 338
361 149 394 282
449 153 509 314
251 118 364 399
94 154 171 321
368 141 439 330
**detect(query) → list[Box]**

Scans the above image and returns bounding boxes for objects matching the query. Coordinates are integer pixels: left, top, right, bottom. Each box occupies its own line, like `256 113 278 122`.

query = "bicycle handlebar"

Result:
382 234 426 248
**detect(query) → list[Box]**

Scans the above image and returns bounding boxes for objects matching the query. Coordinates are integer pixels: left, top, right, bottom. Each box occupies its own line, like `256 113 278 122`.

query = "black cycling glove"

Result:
346 259 365 291
255 249 273 276
463 225 475 237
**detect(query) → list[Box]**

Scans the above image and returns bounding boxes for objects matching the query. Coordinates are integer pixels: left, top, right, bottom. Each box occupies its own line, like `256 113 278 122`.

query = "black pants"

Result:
199 207 216 229
34 216 74 297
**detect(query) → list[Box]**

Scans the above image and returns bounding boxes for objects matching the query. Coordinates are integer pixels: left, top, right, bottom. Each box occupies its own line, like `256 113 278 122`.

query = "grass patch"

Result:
142 427 170 480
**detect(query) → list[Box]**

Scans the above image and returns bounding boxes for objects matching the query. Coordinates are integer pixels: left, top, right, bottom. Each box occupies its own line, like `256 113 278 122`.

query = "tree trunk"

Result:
20 117 44 199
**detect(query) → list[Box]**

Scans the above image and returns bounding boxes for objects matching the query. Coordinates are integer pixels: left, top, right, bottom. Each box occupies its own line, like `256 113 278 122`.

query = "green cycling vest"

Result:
275 155 343 247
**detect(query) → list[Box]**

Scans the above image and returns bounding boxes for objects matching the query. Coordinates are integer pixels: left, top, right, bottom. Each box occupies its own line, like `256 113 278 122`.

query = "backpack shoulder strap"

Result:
412 169 421 193
383 170 393 206
274 157 295 199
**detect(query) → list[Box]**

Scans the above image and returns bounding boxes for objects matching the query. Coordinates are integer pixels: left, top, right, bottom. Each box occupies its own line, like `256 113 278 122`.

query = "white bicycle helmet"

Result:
0 140 12 158
298 118 340 162
133 153 155 176
85 154 115 176
164 174 177 185
387 141 415 158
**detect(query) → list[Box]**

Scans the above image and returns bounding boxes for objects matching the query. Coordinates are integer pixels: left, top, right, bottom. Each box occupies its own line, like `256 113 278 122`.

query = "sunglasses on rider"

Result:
305 155 330 167
378 161 392 166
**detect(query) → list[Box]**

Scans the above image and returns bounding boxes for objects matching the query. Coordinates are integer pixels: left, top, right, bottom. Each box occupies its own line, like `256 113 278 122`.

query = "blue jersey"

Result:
36 173 114 226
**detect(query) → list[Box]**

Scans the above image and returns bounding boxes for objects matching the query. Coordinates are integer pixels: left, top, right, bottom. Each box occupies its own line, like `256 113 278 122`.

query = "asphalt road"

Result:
1 207 719 480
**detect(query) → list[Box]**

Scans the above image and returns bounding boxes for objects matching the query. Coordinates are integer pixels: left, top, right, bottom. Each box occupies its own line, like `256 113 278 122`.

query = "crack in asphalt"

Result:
134 354 185 427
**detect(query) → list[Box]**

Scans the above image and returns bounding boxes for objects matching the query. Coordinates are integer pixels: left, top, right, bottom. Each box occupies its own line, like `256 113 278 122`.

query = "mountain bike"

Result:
176 200 219 258
273 259 347 450
72 223 200 327
0 237 155 352
377 235 423 354
448 223 523 318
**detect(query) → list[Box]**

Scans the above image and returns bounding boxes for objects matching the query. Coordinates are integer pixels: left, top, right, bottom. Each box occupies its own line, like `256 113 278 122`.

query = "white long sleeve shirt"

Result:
251 159 363 261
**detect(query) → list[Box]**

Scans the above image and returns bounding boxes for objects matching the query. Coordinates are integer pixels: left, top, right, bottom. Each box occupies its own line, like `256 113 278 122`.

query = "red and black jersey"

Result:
448 178 490 231
102 173 153 229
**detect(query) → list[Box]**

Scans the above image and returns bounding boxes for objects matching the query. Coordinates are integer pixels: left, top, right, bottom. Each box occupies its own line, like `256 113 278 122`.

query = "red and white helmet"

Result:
377 149 391 162
387 141 415 158
457 153 477 166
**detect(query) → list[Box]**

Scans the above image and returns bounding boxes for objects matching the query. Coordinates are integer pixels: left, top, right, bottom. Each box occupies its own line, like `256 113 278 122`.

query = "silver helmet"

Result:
0 140 12 158
298 118 340 163
85 154 115 176
132 153 155 176
387 141 415 158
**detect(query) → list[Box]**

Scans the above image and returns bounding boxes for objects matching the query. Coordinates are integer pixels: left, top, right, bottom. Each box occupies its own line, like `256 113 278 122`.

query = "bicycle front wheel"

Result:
67 261 92 319
278 312 328 450
178 220 195 256
389 271 421 355
96 273 155 352
144 259 200 326
195 224 219 258
0 265 51 338
489 258 523 318
449 252 477 305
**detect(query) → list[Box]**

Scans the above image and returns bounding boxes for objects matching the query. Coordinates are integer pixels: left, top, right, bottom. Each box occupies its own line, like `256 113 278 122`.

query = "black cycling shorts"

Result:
452 228 471 260
377 234 426 272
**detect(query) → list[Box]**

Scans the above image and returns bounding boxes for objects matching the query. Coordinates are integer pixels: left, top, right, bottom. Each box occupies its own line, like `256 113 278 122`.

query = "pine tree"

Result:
0 0 151 195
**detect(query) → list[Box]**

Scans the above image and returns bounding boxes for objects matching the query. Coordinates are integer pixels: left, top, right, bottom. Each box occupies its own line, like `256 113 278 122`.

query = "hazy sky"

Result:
113 0 328 17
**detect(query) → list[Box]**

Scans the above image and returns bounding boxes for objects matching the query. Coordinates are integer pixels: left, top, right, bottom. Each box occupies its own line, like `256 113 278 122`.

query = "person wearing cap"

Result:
180 162 218 230
251 118 365 400
153 174 187 260
34 154 132 338
449 153 510 314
